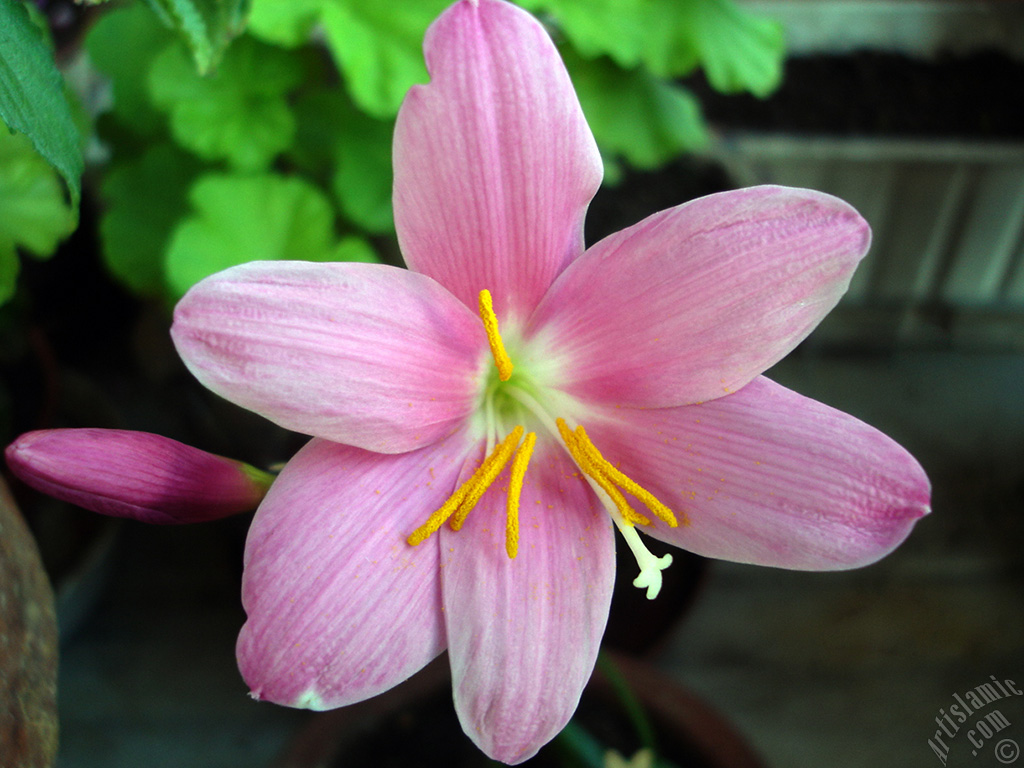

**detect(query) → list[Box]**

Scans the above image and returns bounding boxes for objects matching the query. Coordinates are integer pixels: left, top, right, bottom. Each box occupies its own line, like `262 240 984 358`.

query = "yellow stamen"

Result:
573 425 681 528
478 289 513 381
406 482 469 545
449 425 523 530
505 431 536 558
556 418 661 527
557 420 648 526
556 417 676 599
591 469 652 527
407 426 524 545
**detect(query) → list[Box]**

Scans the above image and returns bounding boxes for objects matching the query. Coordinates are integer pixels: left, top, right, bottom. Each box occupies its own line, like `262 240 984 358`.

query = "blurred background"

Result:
2 0 1022 766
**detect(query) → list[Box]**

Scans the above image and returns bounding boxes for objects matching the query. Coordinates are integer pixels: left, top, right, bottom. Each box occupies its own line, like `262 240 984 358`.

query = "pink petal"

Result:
172 261 484 454
529 186 871 407
238 428 478 709
394 0 603 322
440 441 615 764
586 377 930 570
5 429 270 524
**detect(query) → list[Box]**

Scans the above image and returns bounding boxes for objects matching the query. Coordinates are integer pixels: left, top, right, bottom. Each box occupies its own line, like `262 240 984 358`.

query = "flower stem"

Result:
596 652 658 756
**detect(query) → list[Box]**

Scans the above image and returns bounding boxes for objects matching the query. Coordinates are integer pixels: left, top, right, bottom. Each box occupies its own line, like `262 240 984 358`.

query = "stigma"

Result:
407 289 684 599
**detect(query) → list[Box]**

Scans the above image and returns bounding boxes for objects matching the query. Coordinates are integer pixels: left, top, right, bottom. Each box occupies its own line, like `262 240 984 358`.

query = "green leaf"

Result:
292 87 394 233
517 0 669 72
165 173 379 296
682 0 784 97
332 110 394 234
250 0 450 117
527 0 783 95
565 51 708 177
247 0 324 48
99 143 202 297
318 0 449 118
140 0 249 74
0 0 83 206
332 234 379 264
0 127 77 304
85 3 173 137
148 35 302 170
0 244 16 306
291 86 347 173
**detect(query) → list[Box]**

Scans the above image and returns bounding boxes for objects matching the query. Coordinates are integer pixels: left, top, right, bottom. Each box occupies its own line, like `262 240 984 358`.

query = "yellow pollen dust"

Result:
556 418 682 529
407 426 537 558
478 289 513 381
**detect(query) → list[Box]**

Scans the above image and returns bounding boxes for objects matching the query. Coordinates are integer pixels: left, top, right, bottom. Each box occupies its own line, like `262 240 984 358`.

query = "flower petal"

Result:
530 186 871 407
237 429 478 709
586 377 930 570
394 0 603 322
172 261 484 453
440 441 615 764
5 429 270 524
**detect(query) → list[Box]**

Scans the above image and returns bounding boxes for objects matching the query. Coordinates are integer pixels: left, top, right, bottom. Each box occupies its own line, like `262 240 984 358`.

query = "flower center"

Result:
406 290 684 599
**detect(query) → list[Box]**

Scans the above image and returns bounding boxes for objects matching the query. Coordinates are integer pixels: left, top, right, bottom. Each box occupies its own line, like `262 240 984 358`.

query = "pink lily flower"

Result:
5 429 272 524
170 0 930 763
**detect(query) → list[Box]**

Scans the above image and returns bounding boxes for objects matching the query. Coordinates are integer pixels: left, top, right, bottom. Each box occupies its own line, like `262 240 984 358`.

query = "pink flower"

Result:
170 0 930 763
5 429 272 524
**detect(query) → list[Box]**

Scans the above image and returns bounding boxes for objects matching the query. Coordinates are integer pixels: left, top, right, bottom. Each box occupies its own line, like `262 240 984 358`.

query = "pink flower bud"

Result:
5 429 273 524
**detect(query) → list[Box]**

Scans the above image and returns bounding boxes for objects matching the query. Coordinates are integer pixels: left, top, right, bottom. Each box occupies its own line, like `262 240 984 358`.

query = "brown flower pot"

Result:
0 477 59 768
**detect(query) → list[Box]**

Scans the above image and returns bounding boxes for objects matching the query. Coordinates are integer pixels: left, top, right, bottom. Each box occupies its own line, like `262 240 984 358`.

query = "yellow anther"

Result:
449 425 523 530
556 417 679 528
406 482 470 545
478 289 513 381
505 431 536 558
556 419 647 526
573 425 680 528
407 426 524 547
554 415 576 449
587 464 652 527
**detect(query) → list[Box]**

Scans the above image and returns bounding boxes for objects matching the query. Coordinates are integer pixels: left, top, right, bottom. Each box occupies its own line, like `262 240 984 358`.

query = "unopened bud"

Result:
5 429 274 524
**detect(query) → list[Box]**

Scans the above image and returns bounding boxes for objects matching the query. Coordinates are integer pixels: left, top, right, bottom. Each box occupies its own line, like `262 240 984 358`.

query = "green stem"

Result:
596 652 657 755
554 720 607 768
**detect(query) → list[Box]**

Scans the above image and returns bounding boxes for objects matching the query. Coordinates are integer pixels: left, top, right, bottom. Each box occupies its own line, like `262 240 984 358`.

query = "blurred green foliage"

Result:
0 128 77 304
0 0 83 210
0 0 785 306
164 173 377 295
519 0 783 95
249 0 453 119
140 0 249 75
148 35 304 171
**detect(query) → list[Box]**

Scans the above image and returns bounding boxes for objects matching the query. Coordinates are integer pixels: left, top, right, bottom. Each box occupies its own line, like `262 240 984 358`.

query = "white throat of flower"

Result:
408 289 686 599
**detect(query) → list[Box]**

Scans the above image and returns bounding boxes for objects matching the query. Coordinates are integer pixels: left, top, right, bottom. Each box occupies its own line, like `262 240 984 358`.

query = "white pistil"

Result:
501 384 673 600
587 481 672 600
616 520 673 599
